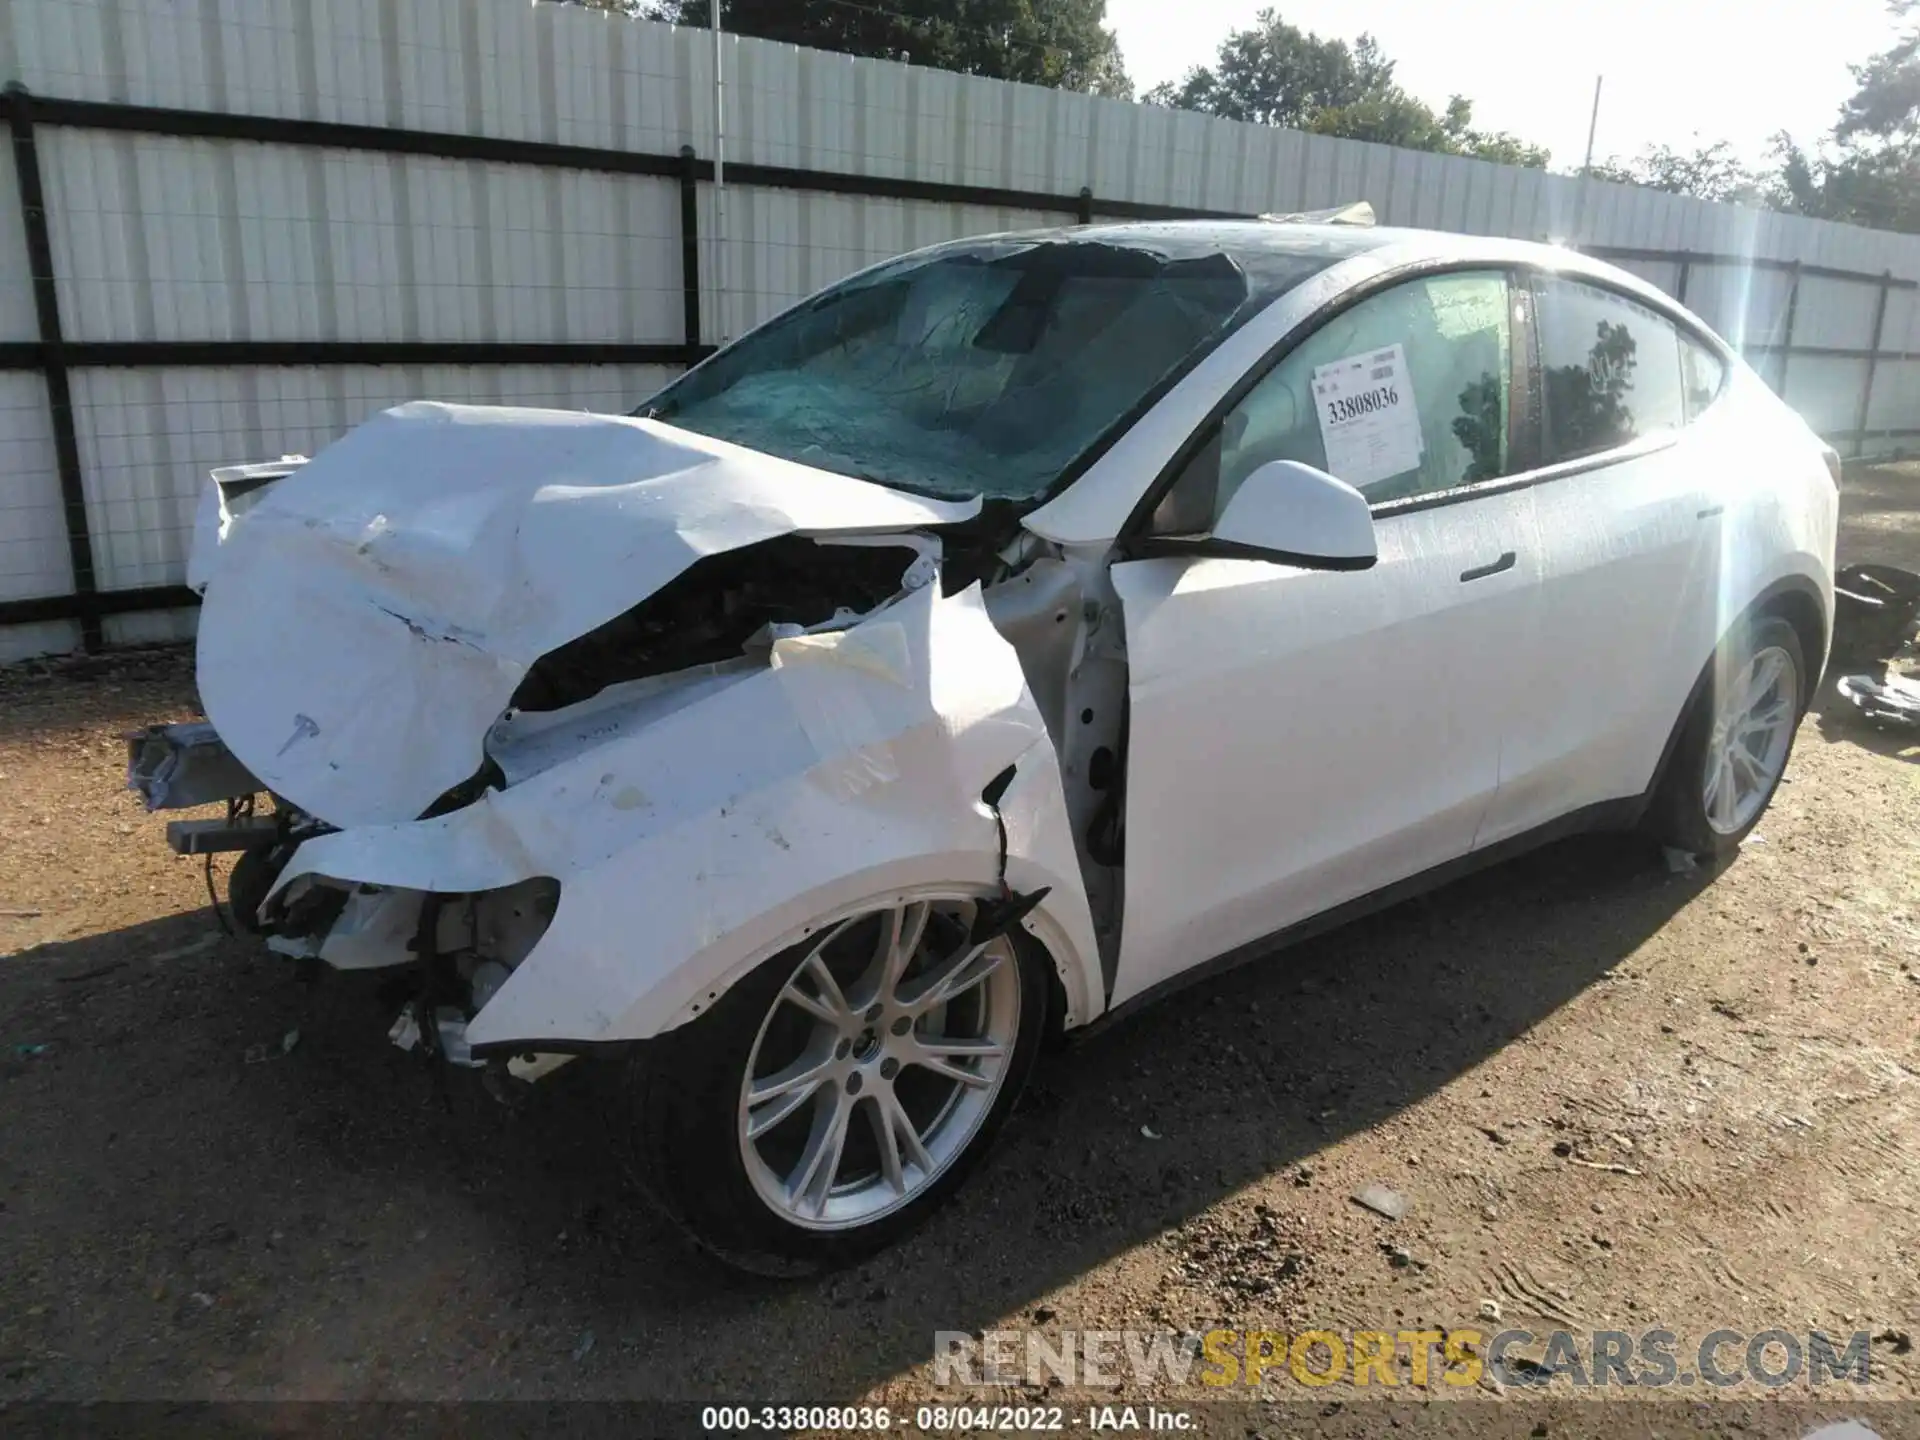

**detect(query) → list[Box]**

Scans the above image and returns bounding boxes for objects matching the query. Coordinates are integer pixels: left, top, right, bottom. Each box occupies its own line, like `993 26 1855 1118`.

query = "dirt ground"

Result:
1 466 1918 1429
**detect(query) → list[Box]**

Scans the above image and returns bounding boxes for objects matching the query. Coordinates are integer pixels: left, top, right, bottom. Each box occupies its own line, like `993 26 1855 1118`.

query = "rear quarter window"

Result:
1534 275 1687 463
1681 335 1727 419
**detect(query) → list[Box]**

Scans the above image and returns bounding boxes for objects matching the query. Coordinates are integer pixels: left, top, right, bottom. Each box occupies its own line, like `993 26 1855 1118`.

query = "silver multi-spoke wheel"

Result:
1703 643 1799 835
737 895 1020 1231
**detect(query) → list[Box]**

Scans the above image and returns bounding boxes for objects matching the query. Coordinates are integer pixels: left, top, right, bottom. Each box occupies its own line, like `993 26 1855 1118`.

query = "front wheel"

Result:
1649 614 1807 858
624 889 1047 1276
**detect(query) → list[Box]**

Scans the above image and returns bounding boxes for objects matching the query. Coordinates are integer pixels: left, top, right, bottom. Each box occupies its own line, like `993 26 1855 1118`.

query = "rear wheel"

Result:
625 889 1046 1275
1650 615 1807 858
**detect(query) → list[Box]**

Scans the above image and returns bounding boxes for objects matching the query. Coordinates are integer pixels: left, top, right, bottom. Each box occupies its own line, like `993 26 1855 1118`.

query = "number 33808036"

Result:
1326 386 1398 424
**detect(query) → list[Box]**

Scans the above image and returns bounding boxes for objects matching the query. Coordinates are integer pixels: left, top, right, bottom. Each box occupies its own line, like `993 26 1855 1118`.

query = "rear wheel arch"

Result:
1752 577 1828 693
1642 574 1825 817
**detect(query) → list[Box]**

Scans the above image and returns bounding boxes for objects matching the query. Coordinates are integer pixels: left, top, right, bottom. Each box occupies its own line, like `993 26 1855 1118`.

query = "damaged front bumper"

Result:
259 579 1101 1058
133 581 1103 1076
130 403 1107 1077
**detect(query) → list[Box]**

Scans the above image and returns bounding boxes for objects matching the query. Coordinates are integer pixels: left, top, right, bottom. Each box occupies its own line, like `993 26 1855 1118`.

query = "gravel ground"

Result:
1 466 1917 1425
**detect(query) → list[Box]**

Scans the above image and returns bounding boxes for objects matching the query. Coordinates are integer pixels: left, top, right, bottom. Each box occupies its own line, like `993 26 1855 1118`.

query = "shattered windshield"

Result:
644 236 1328 502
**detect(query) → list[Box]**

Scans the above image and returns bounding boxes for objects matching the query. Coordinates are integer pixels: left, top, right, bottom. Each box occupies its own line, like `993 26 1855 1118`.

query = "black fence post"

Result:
1675 254 1691 306
5 83 100 650
1854 269 1893 461
678 144 702 362
1776 260 1802 399
1076 186 1093 225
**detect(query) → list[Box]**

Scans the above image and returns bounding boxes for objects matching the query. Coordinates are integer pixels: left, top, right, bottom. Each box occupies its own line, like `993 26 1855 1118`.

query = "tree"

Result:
596 0 1132 97
1838 0 1920 144
1143 13 1379 127
1586 141 1770 205
1313 91 1549 166
1145 9 1547 167
1766 2 1920 231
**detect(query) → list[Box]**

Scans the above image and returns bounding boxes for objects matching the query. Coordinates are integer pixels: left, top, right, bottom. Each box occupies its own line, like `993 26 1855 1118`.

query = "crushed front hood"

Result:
195 402 980 827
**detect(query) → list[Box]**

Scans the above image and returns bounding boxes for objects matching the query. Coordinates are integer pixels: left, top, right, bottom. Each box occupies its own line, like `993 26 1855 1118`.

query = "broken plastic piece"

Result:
1260 201 1376 227
388 1005 482 1068
1351 1183 1408 1220
1837 672 1920 728
125 722 261 812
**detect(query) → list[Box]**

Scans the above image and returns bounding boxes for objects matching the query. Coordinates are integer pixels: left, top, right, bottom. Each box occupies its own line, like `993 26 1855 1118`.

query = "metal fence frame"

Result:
1 84 1914 647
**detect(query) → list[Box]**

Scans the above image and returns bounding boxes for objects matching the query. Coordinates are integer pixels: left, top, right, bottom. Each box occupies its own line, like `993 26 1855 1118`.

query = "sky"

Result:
1105 0 1907 170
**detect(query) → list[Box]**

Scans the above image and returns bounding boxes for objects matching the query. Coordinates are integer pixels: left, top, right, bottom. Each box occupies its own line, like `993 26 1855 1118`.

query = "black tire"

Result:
622 901 1049 1277
1648 614 1808 859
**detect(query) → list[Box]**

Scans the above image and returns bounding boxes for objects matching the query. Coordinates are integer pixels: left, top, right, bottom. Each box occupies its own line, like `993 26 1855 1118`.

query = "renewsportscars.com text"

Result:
933 1327 1876 1390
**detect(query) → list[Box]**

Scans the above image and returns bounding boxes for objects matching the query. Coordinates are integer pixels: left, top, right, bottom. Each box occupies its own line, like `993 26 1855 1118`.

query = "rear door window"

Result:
1533 275 1687 463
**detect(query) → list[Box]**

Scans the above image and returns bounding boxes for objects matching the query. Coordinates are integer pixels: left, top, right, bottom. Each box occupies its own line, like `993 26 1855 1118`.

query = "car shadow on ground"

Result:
0 826 1710 1400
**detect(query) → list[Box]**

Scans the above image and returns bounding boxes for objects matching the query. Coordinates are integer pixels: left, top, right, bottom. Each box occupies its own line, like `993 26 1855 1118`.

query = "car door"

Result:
1106 268 1545 1007
1474 273 1722 845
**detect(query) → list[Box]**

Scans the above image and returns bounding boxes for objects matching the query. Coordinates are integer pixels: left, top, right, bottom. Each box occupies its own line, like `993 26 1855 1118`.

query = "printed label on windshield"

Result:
1311 344 1424 487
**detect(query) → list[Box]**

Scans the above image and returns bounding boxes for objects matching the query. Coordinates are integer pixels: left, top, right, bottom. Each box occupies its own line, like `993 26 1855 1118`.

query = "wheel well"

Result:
1022 927 1075 1051
1640 578 1828 817
1753 583 1828 699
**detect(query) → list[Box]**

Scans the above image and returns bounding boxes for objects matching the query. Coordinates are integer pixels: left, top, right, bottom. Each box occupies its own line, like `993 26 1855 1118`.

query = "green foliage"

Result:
1764 1 1920 231
623 0 1131 96
1144 10 1547 167
1586 141 1772 205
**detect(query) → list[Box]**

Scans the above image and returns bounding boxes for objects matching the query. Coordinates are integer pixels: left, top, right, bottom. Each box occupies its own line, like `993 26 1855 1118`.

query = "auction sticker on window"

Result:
1311 344 1424 487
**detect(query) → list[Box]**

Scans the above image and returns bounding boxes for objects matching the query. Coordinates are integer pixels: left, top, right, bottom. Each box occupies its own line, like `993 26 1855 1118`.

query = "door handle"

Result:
1696 505 1725 519
1459 551 1516 583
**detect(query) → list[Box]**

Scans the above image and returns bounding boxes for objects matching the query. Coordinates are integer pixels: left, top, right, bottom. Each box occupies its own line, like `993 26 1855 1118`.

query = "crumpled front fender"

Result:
267 581 1103 1045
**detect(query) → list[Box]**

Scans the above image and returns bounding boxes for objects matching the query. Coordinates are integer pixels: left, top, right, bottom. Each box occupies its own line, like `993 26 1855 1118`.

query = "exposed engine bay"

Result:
507 535 927 714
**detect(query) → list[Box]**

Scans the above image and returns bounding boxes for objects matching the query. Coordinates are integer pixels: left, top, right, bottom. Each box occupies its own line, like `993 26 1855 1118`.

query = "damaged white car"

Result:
127 221 1837 1273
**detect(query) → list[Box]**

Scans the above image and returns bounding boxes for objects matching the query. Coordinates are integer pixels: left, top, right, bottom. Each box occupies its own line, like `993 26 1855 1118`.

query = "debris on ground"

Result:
149 935 221 963
1351 1183 1408 1220
1832 562 1920 662
1837 671 1920 728
1662 847 1699 875
54 962 125 985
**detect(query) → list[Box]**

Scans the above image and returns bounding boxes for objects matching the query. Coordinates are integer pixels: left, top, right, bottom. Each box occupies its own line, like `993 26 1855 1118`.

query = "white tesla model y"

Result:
129 220 1837 1273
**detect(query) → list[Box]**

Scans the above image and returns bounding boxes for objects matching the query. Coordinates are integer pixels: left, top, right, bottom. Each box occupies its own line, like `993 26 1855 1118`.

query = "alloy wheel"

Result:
1702 643 1798 836
737 896 1021 1231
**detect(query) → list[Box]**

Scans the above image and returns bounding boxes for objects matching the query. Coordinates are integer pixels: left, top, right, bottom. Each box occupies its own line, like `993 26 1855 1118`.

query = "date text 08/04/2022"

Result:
699 1404 1196 1432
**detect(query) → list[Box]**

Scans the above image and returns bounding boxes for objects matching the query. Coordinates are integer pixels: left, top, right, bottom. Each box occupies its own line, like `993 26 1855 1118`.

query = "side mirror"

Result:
1145 460 1377 570
1213 460 1376 569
